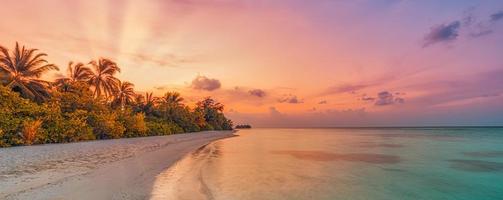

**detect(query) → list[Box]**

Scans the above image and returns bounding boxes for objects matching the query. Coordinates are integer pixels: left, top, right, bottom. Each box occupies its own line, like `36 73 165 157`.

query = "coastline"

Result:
0 130 236 200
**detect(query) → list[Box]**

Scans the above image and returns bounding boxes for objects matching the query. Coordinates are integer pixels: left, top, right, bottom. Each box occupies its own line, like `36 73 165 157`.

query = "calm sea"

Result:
151 128 503 200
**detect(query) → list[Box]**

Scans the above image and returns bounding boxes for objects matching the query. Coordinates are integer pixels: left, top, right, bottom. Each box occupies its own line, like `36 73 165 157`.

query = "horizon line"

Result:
248 126 503 129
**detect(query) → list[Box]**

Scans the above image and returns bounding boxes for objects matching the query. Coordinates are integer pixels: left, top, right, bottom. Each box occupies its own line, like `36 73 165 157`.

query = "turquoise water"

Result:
151 128 503 200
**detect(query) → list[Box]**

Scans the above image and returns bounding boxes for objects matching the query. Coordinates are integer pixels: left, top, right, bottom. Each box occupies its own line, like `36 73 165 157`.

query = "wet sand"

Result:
0 131 235 200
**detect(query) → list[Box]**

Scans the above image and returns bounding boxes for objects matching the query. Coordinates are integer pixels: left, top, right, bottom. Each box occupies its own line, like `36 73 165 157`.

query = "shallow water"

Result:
151 128 503 200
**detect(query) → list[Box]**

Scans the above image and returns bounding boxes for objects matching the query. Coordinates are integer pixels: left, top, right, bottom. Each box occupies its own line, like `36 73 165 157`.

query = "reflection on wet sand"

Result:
271 150 401 164
462 151 503 158
448 159 503 172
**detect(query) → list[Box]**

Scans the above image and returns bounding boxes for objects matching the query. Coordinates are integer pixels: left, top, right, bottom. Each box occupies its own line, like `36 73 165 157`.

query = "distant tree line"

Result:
0 42 233 147
235 124 252 129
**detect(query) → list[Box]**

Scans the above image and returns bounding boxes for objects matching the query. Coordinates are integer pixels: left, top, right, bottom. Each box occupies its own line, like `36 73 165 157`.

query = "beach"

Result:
0 131 235 200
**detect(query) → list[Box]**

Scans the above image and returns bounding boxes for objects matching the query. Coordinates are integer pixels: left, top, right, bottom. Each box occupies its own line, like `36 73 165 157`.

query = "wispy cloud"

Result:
374 91 405 106
403 69 503 107
128 52 199 68
490 10 503 22
358 91 405 106
278 94 303 104
423 21 461 47
154 86 167 90
323 84 370 95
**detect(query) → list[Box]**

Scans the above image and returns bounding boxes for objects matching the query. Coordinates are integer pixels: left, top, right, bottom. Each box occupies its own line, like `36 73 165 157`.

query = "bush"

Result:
21 120 42 145
0 85 47 146
88 111 125 139
62 110 95 142
0 130 6 147
119 112 148 138
146 119 183 136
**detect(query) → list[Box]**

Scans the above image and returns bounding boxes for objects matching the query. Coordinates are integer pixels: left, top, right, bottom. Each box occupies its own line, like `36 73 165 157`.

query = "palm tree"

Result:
161 92 184 107
159 92 185 122
0 42 59 102
88 58 120 98
144 92 158 107
112 80 135 109
134 92 158 115
54 61 92 92
55 62 92 83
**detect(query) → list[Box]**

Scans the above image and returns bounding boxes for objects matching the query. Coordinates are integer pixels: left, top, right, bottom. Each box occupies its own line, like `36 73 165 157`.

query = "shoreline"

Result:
0 130 236 200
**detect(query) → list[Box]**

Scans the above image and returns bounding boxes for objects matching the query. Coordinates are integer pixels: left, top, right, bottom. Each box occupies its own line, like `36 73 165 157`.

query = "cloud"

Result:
269 107 282 116
129 52 199 68
470 29 493 38
395 97 405 104
191 75 221 91
423 21 461 47
361 96 376 101
404 69 503 108
318 100 327 104
325 84 369 94
450 9 503 39
490 10 503 22
248 89 266 97
278 94 303 104
154 86 167 90
374 91 405 106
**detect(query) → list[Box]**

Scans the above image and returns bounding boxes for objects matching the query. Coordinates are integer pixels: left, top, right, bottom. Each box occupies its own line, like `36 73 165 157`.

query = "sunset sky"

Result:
1 0 502 127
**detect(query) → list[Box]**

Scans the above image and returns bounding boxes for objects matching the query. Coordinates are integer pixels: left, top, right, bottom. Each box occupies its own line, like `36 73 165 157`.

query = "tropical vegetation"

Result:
0 42 233 147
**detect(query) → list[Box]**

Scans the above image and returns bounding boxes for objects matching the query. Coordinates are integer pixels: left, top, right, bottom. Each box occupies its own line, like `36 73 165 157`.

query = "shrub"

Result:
146 119 183 136
21 120 43 145
120 112 148 138
0 85 46 146
0 130 7 147
57 110 94 142
88 112 125 139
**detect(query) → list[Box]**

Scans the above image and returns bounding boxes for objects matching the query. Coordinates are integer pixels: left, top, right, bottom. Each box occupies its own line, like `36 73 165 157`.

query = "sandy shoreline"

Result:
0 130 235 200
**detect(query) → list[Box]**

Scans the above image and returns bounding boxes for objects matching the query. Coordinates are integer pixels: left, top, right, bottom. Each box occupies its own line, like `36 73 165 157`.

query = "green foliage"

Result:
157 104 201 133
88 111 125 139
21 119 43 145
53 82 107 113
119 111 148 138
0 130 6 147
40 108 95 143
195 97 233 130
0 44 235 147
146 119 183 136
0 85 47 146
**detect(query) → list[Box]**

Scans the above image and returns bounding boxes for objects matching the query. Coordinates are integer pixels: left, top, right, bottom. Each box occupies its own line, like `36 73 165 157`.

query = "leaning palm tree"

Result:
0 42 59 102
112 81 135 109
54 61 92 91
161 91 184 107
88 58 120 99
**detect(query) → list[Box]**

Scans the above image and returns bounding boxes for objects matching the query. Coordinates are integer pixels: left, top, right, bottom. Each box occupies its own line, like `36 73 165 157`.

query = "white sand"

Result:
0 131 235 200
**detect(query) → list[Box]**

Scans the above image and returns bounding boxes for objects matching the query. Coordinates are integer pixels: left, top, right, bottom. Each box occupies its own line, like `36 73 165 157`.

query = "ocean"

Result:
150 128 503 200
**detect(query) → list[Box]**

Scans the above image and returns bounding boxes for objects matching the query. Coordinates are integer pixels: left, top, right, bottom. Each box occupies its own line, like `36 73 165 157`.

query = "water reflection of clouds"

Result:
271 150 401 164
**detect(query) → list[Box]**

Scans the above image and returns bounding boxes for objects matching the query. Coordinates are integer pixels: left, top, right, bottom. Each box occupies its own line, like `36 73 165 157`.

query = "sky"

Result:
1 0 502 127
